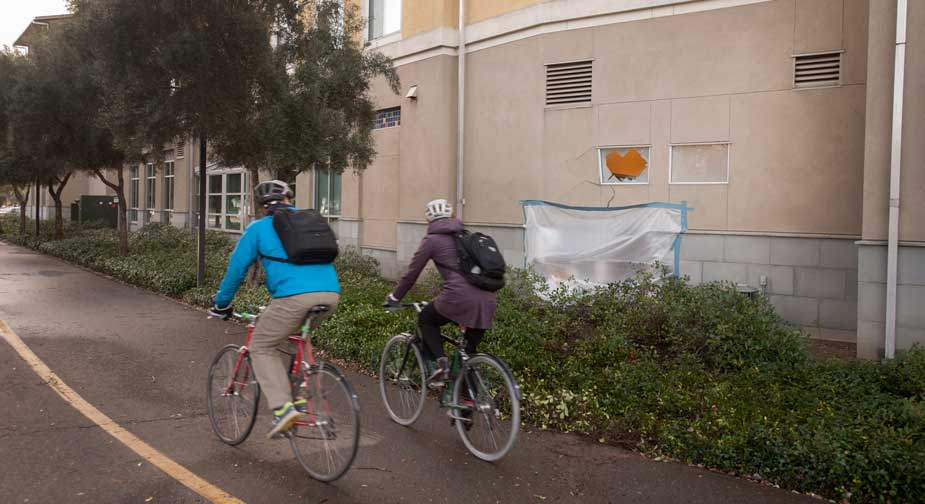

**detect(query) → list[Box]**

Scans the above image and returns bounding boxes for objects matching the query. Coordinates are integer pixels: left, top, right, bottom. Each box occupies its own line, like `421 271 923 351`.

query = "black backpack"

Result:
453 230 506 292
263 209 339 265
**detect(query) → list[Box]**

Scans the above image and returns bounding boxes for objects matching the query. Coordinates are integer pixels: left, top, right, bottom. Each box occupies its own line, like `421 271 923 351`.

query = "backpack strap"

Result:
260 254 289 263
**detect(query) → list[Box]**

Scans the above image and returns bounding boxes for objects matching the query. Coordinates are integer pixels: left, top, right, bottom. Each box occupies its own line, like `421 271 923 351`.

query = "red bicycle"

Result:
206 305 360 482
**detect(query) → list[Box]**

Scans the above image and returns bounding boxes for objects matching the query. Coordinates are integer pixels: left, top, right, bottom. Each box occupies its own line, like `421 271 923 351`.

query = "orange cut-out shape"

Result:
606 148 647 179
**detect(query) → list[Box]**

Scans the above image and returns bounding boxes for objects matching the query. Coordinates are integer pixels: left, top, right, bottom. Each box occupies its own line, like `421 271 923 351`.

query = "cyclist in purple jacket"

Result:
384 199 498 388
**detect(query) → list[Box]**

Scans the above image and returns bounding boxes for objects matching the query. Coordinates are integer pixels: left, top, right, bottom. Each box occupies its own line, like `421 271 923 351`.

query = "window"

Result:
373 107 401 129
368 0 401 40
129 166 140 223
598 146 650 185
208 171 246 232
145 163 156 209
315 168 341 216
162 161 175 224
670 143 730 184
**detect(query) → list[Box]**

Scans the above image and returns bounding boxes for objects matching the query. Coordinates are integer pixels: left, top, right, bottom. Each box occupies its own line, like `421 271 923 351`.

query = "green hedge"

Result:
2 216 924 503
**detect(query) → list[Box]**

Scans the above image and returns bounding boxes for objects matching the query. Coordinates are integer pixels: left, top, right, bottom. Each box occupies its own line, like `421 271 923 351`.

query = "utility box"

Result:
79 195 118 228
70 201 80 222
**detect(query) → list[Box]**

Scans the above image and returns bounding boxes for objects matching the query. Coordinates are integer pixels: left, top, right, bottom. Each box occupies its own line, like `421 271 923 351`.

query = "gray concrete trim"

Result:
856 240 925 247
359 245 398 252
688 230 861 240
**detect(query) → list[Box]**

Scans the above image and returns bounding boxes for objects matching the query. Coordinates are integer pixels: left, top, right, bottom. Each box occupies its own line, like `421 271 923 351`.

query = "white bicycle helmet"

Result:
424 199 452 222
254 180 293 205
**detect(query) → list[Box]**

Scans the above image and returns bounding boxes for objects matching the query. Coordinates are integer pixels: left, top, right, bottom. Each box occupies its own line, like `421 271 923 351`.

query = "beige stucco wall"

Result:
402 0 456 38
465 0 539 24
862 0 925 242
346 54 458 249
454 0 868 233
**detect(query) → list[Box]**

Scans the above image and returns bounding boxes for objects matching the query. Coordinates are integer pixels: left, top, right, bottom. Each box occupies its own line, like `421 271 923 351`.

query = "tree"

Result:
5 21 127 241
0 49 36 236
219 0 399 196
70 0 280 282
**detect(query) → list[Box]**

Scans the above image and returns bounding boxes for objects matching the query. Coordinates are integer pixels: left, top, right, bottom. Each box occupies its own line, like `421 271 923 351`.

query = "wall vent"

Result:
176 139 186 159
793 52 841 88
545 60 592 106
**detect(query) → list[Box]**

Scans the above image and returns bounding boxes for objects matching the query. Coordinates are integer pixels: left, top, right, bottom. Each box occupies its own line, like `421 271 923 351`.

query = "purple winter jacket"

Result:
392 218 497 329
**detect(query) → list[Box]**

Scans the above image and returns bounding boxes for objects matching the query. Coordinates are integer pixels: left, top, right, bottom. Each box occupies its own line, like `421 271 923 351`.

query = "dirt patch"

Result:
807 339 856 361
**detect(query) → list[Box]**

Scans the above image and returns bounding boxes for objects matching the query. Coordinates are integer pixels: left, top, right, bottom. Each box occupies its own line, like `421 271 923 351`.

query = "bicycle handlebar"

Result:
385 301 429 314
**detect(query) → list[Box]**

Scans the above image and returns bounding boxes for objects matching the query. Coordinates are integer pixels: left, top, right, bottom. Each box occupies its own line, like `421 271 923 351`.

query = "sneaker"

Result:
427 357 449 390
267 402 303 439
293 398 308 414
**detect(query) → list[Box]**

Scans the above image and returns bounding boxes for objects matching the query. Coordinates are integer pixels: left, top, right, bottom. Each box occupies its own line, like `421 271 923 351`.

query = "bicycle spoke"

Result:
380 335 426 426
207 346 260 446
289 365 358 482
453 356 520 462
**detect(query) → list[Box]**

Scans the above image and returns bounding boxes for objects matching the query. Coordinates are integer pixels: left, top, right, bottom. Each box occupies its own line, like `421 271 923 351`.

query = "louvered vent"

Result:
794 52 841 88
176 139 185 158
546 60 592 106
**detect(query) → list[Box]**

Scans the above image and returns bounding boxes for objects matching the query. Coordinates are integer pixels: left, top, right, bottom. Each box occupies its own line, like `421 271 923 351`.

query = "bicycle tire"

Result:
289 362 360 482
452 353 521 462
379 333 427 426
207 344 260 446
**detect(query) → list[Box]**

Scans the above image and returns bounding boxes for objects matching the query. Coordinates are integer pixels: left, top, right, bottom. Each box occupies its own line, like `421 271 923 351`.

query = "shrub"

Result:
4 221 925 502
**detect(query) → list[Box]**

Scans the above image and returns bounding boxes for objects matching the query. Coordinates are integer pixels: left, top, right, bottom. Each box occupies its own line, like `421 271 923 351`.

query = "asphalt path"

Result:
0 241 820 504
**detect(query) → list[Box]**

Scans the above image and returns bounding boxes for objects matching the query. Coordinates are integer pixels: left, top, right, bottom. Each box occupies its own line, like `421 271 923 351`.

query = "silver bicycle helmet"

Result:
424 199 452 222
254 180 293 205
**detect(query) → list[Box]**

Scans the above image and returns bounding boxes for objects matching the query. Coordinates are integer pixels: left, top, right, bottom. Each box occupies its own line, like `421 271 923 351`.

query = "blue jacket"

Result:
215 205 340 307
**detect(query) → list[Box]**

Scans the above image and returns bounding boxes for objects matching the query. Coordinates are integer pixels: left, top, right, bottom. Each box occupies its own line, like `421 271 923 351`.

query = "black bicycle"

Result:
379 302 521 461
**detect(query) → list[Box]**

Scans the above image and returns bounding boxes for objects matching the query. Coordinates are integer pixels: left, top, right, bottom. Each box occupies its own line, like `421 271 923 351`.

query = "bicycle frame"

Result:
392 307 479 415
288 322 333 430
223 315 332 430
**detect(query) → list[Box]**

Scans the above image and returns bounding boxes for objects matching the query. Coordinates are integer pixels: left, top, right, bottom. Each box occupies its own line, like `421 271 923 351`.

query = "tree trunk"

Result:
47 172 72 240
13 185 29 235
95 167 129 255
245 166 262 286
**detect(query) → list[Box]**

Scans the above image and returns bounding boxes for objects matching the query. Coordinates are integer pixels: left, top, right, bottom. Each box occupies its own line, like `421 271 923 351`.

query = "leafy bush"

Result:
4 220 925 502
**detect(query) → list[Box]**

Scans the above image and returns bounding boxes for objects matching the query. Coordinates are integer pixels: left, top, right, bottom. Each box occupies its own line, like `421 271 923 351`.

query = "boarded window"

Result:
670 144 729 184
598 146 650 185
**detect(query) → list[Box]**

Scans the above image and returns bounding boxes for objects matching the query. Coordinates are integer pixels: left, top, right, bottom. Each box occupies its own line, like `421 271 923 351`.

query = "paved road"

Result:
0 241 819 504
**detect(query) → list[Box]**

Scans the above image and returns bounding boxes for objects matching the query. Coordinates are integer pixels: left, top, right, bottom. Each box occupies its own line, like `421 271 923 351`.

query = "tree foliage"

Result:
219 0 400 180
69 0 279 161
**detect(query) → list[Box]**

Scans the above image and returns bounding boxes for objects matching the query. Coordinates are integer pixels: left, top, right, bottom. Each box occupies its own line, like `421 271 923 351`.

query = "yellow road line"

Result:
0 320 246 504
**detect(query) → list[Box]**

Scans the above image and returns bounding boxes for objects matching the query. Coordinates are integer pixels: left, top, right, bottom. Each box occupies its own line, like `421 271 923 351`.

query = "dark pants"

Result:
418 303 484 360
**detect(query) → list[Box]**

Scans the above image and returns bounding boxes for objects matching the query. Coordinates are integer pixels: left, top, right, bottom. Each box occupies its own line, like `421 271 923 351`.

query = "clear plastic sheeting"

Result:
522 200 689 291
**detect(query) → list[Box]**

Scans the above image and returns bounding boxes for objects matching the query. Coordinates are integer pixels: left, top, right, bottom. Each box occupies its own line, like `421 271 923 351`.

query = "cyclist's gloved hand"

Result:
383 293 400 309
209 304 233 320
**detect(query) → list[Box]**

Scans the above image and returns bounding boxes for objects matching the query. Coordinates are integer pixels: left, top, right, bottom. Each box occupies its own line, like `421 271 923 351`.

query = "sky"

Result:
0 0 70 49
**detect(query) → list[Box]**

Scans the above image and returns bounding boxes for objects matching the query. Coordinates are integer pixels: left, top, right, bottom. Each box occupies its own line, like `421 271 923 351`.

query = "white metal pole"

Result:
456 0 466 221
885 0 908 359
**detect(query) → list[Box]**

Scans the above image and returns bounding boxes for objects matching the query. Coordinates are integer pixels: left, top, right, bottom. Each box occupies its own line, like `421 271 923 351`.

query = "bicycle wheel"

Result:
452 354 521 462
379 333 427 426
289 362 360 482
207 344 260 446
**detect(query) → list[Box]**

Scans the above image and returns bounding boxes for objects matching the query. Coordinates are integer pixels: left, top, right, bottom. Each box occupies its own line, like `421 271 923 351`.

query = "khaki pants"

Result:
250 291 340 410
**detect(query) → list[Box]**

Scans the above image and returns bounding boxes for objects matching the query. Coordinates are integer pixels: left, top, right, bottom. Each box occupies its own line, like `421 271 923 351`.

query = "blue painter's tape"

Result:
520 199 688 212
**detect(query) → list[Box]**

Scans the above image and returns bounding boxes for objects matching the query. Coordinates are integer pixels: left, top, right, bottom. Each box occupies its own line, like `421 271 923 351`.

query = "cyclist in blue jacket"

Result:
209 180 340 438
